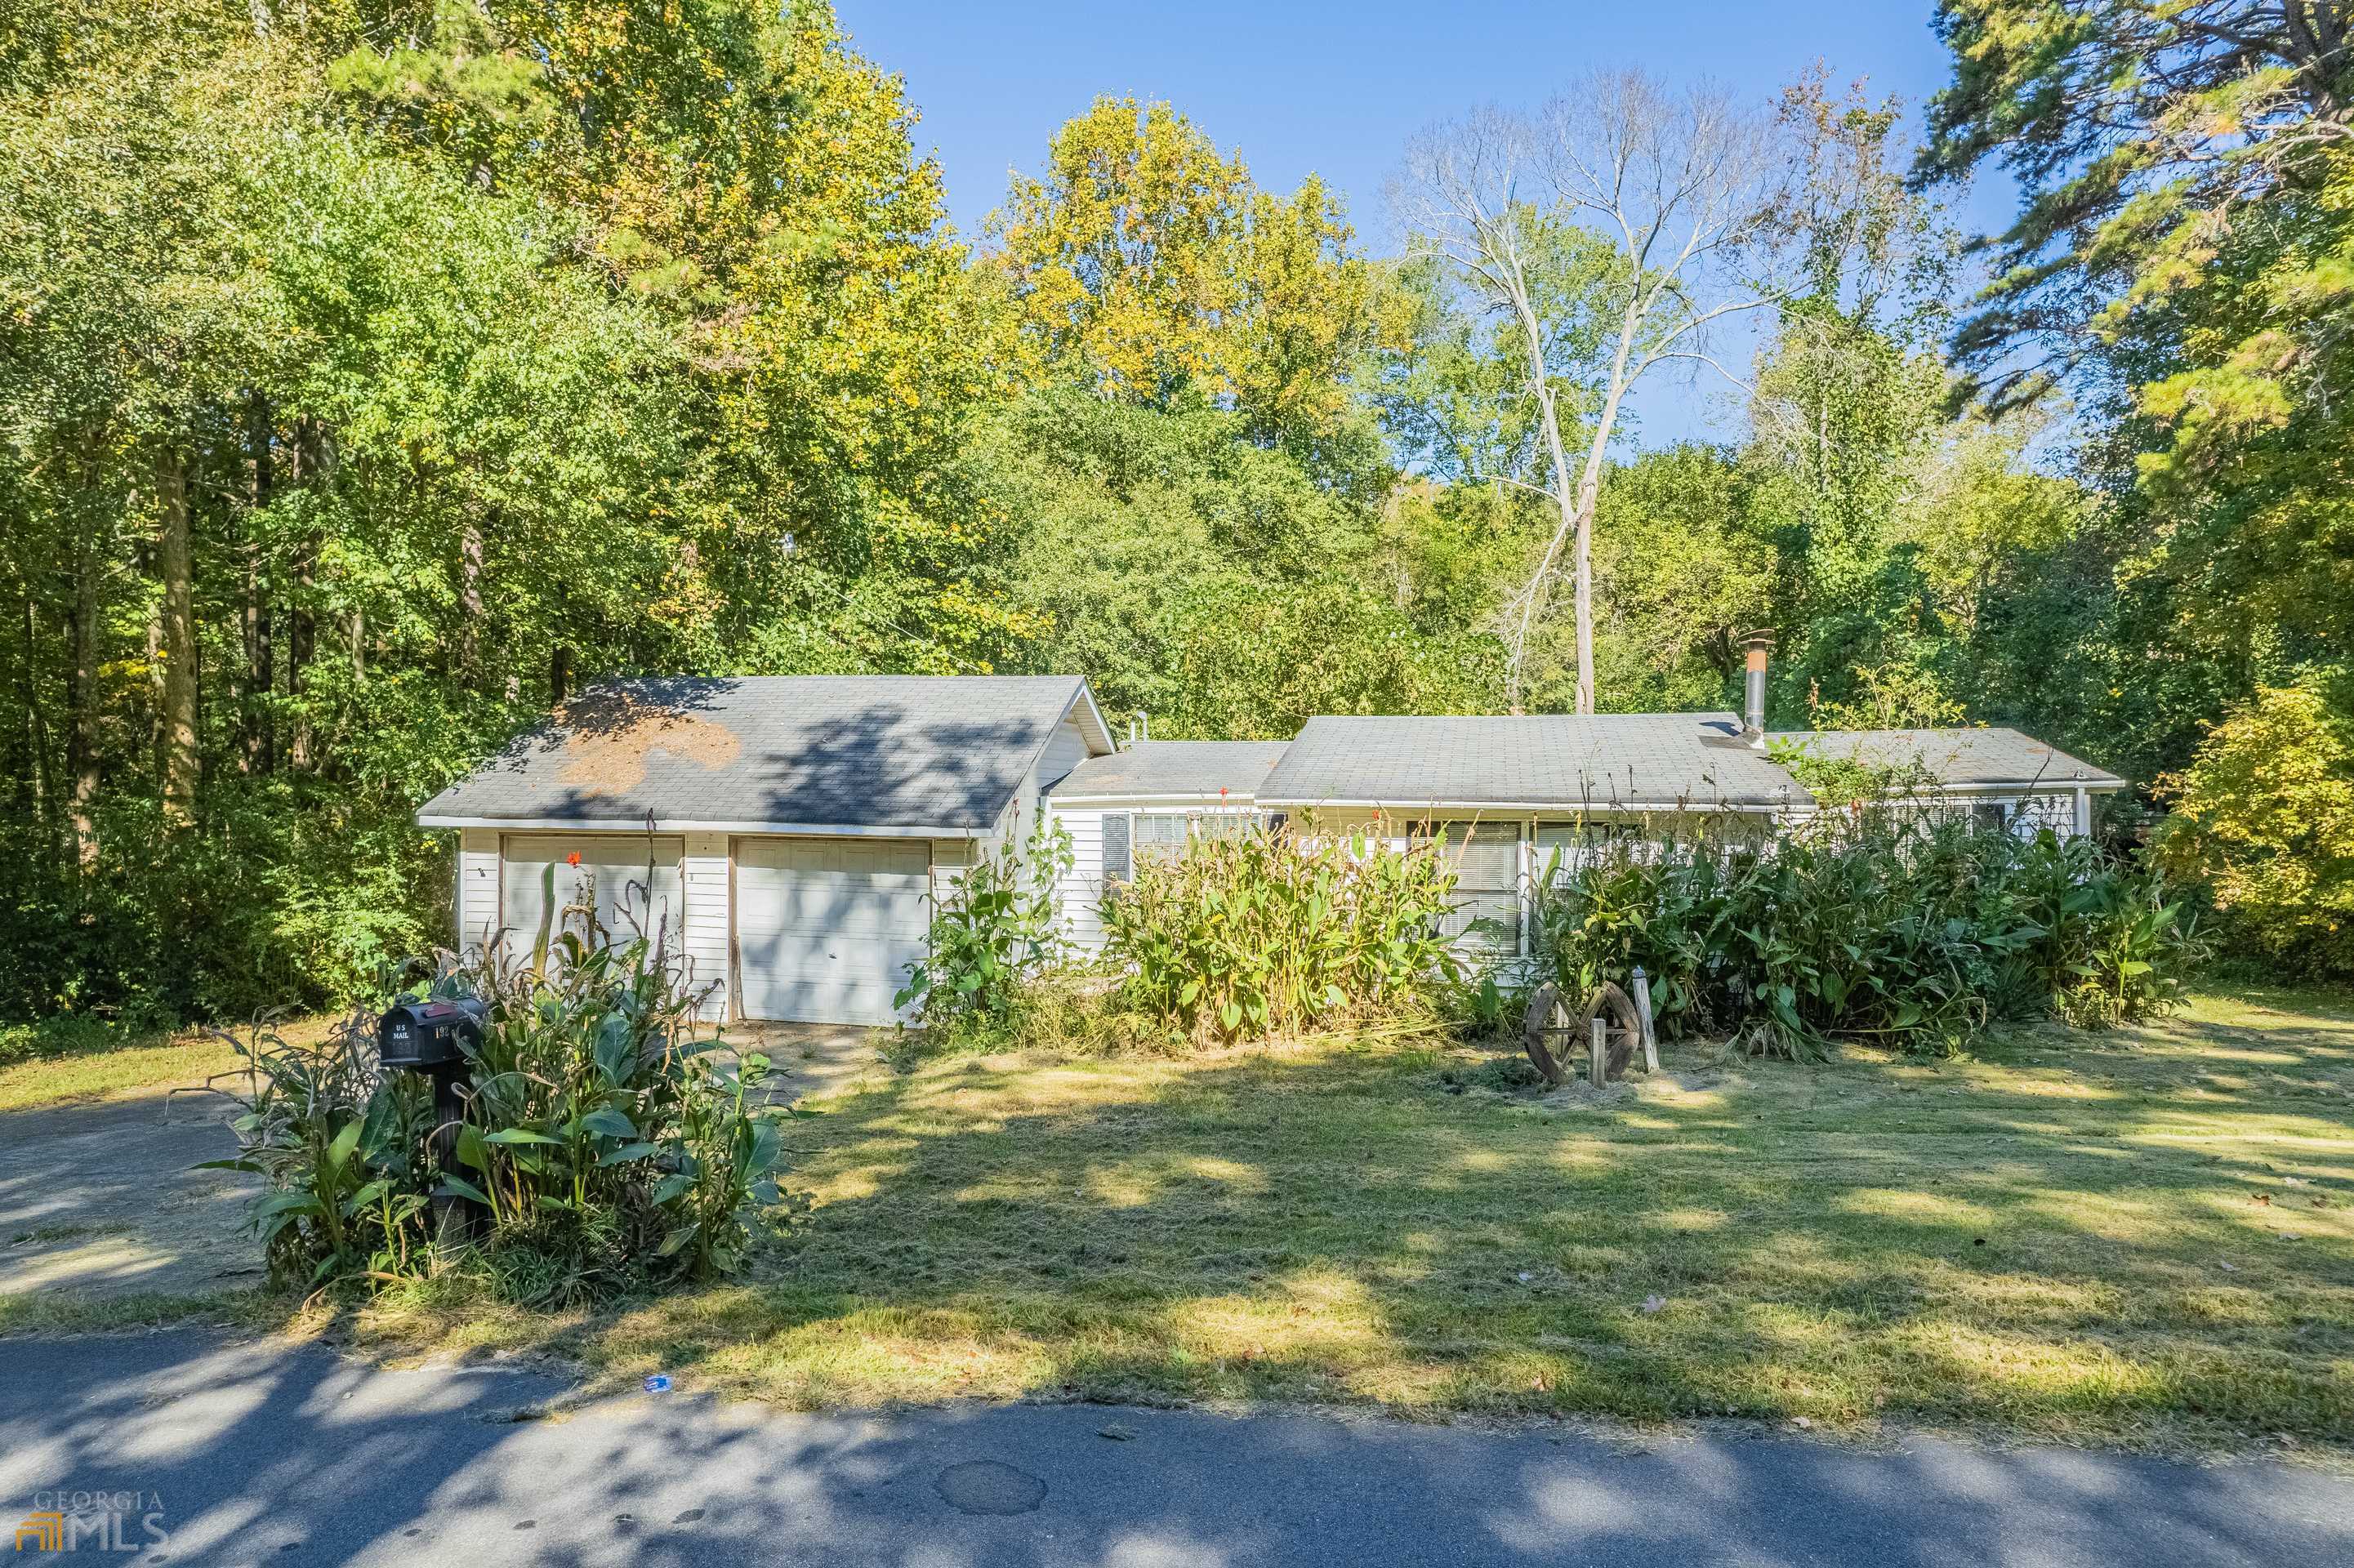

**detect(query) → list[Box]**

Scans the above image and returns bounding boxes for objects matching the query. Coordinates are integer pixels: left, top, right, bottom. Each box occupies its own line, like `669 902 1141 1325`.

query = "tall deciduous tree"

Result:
994 97 1370 448
1395 75 1786 711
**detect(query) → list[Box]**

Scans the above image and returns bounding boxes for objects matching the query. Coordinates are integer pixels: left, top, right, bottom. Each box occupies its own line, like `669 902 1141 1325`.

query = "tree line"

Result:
2 0 2346 1023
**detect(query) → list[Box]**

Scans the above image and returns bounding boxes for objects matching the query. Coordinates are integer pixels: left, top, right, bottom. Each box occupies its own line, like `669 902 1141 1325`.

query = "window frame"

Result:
1111 805 1268 879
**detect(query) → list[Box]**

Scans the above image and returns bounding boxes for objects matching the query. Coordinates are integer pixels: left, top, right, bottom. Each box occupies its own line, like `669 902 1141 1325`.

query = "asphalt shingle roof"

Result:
1047 741 1294 801
1768 729 2126 789
1257 714 1800 810
417 676 1090 831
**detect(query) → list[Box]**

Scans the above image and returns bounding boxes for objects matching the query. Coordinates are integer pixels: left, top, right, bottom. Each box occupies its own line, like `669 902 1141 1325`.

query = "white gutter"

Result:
414 815 988 839
1905 780 2131 795
1046 792 1266 807
1253 798 1786 814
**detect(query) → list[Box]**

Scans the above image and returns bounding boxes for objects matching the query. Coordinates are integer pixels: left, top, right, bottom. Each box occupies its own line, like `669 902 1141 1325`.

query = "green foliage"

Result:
897 812 1074 1043
988 389 1500 737
992 95 1371 448
1101 817 1461 1043
1919 4 2354 772
208 881 787 1297
1766 736 1945 809
4 0 2343 1042
1529 813 2201 1058
0 0 1024 1027
2156 679 2354 982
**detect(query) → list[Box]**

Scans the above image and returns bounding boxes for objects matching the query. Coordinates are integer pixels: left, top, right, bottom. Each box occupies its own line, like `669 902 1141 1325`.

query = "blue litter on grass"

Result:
644 1374 671 1394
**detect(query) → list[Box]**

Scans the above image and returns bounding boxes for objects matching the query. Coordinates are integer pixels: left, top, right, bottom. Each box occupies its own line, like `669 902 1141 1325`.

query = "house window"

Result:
1531 821 1639 884
1411 820 1522 950
1972 801 2010 831
1134 810 1262 866
1134 812 1193 863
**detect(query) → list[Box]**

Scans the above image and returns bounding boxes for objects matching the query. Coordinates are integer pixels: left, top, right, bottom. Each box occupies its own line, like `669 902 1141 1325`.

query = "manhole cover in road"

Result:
935 1460 1047 1516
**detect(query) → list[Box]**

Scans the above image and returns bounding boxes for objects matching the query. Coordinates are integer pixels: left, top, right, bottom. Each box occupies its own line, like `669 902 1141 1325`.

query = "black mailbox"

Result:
377 997 487 1070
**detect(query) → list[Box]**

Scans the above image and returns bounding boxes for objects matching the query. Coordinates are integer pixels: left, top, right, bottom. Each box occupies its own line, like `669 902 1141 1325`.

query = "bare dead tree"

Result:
1396 73 1787 713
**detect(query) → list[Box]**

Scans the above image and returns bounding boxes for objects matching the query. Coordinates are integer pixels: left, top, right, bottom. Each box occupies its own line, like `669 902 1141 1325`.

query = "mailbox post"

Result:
377 998 488 1236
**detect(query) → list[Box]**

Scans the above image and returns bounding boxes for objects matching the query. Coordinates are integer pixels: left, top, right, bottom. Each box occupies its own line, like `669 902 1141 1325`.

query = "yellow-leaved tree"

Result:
2156 681 2354 980
991 96 1367 446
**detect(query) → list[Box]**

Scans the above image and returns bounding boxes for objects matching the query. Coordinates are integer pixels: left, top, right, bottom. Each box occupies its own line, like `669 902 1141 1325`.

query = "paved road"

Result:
2 1330 2349 1566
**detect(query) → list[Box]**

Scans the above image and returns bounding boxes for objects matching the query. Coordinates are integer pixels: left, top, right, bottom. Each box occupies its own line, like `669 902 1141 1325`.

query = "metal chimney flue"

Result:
1741 630 1775 744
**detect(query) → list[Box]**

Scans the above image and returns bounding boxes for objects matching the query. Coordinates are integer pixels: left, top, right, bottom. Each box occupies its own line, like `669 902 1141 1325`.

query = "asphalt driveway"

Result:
0 1089 257 1300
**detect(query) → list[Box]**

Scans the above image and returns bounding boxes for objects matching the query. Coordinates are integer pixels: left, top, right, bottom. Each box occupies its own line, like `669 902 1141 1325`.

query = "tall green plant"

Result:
1529 811 2200 1058
209 872 788 1297
1102 815 1460 1043
897 811 1075 1040
203 1010 432 1285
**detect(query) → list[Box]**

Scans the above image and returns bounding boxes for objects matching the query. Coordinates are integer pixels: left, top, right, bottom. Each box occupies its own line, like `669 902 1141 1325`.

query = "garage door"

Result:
500 835 685 962
734 837 932 1025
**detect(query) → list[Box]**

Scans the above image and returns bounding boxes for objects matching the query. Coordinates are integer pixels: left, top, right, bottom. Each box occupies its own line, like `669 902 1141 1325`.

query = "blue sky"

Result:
839 1 2008 448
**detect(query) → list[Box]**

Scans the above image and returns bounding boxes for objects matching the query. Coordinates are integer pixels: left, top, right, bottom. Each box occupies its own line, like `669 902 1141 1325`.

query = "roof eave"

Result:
1046 792 1264 807
1062 679 1117 757
413 814 990 838
1252 796 1787 814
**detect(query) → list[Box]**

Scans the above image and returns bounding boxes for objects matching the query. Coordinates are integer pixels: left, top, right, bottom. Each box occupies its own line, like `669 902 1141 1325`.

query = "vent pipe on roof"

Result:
1741 630 1775 746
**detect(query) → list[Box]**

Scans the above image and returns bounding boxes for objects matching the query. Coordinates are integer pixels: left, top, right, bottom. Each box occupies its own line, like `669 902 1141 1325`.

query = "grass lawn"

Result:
284 984 2354 1454
0 1019 259 1112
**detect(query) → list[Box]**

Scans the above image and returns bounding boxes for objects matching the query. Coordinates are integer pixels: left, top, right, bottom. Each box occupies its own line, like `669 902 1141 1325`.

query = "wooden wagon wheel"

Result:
1579 981 1643 1080
1523 982 1573 1085
1523 980 1643 1086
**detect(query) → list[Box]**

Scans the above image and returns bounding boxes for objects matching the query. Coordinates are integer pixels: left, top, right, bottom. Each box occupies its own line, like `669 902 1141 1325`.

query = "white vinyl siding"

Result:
681 831 730 1021
1037 715 1091 792
1045 804 1108 952
930 837 973 908
457 828 500 955
1045 799 1259 955
733 836 932 1025
499 835 685 964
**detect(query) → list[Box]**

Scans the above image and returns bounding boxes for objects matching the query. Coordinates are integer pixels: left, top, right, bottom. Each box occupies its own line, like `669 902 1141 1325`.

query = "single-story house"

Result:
1046 714 1797 956
418 673 2128 1025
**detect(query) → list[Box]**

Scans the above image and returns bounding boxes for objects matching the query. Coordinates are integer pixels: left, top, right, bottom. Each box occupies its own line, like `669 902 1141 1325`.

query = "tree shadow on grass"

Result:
719 1015 2354 1447
7 1004 2350 1562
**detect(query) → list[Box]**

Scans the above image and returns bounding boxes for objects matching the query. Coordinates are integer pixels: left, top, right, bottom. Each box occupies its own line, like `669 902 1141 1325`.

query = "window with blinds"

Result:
1411 820 1523 950
1123 810 1264 875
